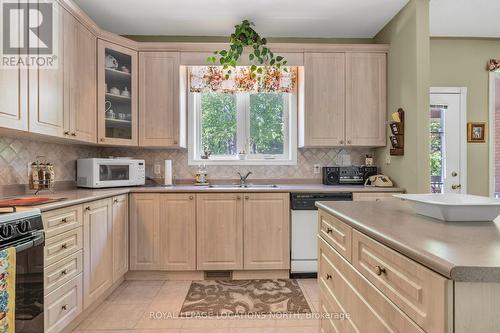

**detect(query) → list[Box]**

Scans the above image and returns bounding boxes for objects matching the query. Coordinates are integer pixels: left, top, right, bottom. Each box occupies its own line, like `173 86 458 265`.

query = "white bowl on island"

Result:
392 193 500 222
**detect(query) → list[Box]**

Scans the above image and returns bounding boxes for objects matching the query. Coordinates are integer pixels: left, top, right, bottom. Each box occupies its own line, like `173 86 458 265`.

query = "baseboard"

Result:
232 270 290 280
125 270 291 281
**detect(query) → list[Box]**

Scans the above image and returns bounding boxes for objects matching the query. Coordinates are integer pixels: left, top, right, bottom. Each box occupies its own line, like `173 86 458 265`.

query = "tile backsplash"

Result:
102 147 374 181
0 134 374 186
0 136 100 186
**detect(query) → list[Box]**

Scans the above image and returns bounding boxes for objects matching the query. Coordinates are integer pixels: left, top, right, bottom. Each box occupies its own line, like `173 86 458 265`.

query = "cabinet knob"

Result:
189 195 194 200
451 184 462 190
61 269 68 276
113 199 119 204
64 131 70 135
61 243 68 250
326 228 333 234
236 196 241 200
339 140 344 144
347 139 352 144
244 196 249 200
61 217 68 223
375 265 386 276
326 274 332 280
173 140 178 144
71 132 76 136
100 138 105 142
61 304 68 311
85 206 91 211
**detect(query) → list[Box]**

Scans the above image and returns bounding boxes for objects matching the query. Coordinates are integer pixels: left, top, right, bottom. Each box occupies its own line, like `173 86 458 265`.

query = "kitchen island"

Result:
316 200 500 333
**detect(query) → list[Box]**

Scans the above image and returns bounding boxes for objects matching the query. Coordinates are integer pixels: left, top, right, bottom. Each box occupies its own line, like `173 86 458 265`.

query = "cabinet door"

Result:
345 53 387 147
196 193 243 270
301 53 345 147
139 52 182 147
129 194 159 270
83 198 113 309
112 195 129 281
97 40 138 146
0 2 27 131
243 193 290 270
28 2 64 137
63 11 97 143
158 194 196 270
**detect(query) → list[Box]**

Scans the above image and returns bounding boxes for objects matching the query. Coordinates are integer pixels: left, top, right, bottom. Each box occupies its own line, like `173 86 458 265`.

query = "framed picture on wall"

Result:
467 122 486 143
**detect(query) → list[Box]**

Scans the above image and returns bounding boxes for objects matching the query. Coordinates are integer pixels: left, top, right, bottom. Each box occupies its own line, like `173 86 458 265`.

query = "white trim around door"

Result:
489 73 498 197
430 87 468 194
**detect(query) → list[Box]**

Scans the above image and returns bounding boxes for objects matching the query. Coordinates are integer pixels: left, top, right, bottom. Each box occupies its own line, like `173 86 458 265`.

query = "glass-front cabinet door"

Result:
97 40 138 145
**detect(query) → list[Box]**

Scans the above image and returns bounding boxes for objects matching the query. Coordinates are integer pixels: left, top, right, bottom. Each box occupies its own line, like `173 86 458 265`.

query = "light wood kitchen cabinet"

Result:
83 198 113 309
130 193 196 271
112 195 129 282
243 193 290 270
301 53 346 147
28 2 65 137
301 51 387 148
158 194 196 270
63 10 97 143
345 52 387 147
139 52 185 147
196 193 244 270
0 0 27 132
130 193 158 270
97 40 138 146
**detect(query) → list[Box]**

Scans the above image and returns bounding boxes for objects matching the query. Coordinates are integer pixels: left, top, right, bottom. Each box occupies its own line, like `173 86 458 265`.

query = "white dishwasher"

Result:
290 192 353 276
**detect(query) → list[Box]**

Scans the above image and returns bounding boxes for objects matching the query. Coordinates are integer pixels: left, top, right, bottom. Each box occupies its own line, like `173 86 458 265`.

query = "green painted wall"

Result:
122 35 375 44
430 38 500 196
374 0 430 193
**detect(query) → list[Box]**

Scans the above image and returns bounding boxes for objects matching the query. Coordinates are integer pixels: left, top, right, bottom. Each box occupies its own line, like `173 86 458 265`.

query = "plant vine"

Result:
207 20 288 80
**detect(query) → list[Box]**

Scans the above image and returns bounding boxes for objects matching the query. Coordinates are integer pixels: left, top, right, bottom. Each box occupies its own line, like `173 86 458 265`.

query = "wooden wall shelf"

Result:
389 108 404 156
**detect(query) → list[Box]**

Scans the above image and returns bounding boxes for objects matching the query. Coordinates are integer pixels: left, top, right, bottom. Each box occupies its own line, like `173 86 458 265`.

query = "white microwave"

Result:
77 158 145 188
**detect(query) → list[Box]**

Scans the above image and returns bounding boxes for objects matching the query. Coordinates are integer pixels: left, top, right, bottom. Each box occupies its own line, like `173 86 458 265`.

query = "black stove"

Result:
0 209 45 333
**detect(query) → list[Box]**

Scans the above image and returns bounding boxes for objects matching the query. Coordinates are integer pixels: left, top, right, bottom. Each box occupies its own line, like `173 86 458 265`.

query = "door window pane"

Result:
249 93 285 155
200 92 237 156
430 105 446 193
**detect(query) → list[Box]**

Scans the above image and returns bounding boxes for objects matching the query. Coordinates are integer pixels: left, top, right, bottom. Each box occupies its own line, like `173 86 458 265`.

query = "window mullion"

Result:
236 94 246 155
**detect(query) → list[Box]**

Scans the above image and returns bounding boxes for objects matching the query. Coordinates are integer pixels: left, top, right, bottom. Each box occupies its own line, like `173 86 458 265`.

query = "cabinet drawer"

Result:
318 236 425 333
45 228 83 266
318 209 352 261
352 230 450 333
352 192 400 202
44 250 83 295
45 274 83 333
42 205 83 238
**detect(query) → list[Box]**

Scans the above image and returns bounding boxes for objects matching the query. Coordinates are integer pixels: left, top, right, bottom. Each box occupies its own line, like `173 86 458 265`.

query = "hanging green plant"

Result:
207 20 288 80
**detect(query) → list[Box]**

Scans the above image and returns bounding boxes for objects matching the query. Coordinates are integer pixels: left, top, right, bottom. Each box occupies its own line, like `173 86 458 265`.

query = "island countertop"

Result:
316 200 500 282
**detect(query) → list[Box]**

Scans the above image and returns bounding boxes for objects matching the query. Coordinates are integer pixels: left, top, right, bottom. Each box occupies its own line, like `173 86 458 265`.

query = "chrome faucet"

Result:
237 172 252 186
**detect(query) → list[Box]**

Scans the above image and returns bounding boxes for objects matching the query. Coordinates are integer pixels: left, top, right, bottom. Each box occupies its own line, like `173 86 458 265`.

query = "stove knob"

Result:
17 220 31 234
0 224 14 239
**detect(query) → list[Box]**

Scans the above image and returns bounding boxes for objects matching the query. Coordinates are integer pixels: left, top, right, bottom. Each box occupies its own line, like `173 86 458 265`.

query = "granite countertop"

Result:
316 200 500 283
6 184 404 212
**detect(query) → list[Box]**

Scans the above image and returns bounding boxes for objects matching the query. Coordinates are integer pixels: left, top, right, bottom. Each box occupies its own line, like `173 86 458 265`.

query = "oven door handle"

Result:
0 231 45 253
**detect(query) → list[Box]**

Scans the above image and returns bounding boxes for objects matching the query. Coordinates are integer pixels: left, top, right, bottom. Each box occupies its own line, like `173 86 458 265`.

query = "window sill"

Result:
188 158 297 166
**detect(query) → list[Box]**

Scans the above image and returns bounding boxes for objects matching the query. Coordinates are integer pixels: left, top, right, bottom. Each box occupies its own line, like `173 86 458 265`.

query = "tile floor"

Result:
73 279 320 333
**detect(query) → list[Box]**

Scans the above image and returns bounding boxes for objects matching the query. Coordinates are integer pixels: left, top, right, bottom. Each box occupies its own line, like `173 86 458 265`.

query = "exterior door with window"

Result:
430 91 465 193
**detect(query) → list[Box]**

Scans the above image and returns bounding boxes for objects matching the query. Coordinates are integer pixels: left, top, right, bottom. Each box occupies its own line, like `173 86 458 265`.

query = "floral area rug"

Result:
179 279 311 316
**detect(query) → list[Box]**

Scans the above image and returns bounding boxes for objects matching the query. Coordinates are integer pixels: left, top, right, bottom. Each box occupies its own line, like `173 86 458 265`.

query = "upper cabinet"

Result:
63 11 97 143
300 51 387 148
139 52 185 147
28 2 65 137
345 53 387 147
301 53 346 147
97 40 138 146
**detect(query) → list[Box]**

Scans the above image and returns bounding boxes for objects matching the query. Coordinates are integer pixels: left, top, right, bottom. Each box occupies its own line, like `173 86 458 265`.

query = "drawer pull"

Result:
326 228 333 234
113 199 118 204
236 196 241 200
61 269 68 276
326 274 332 280
61 243 68 249
85 206 91 211
189 195 194 200
61 304 68 311
375 265 386 276
61 217 68 223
